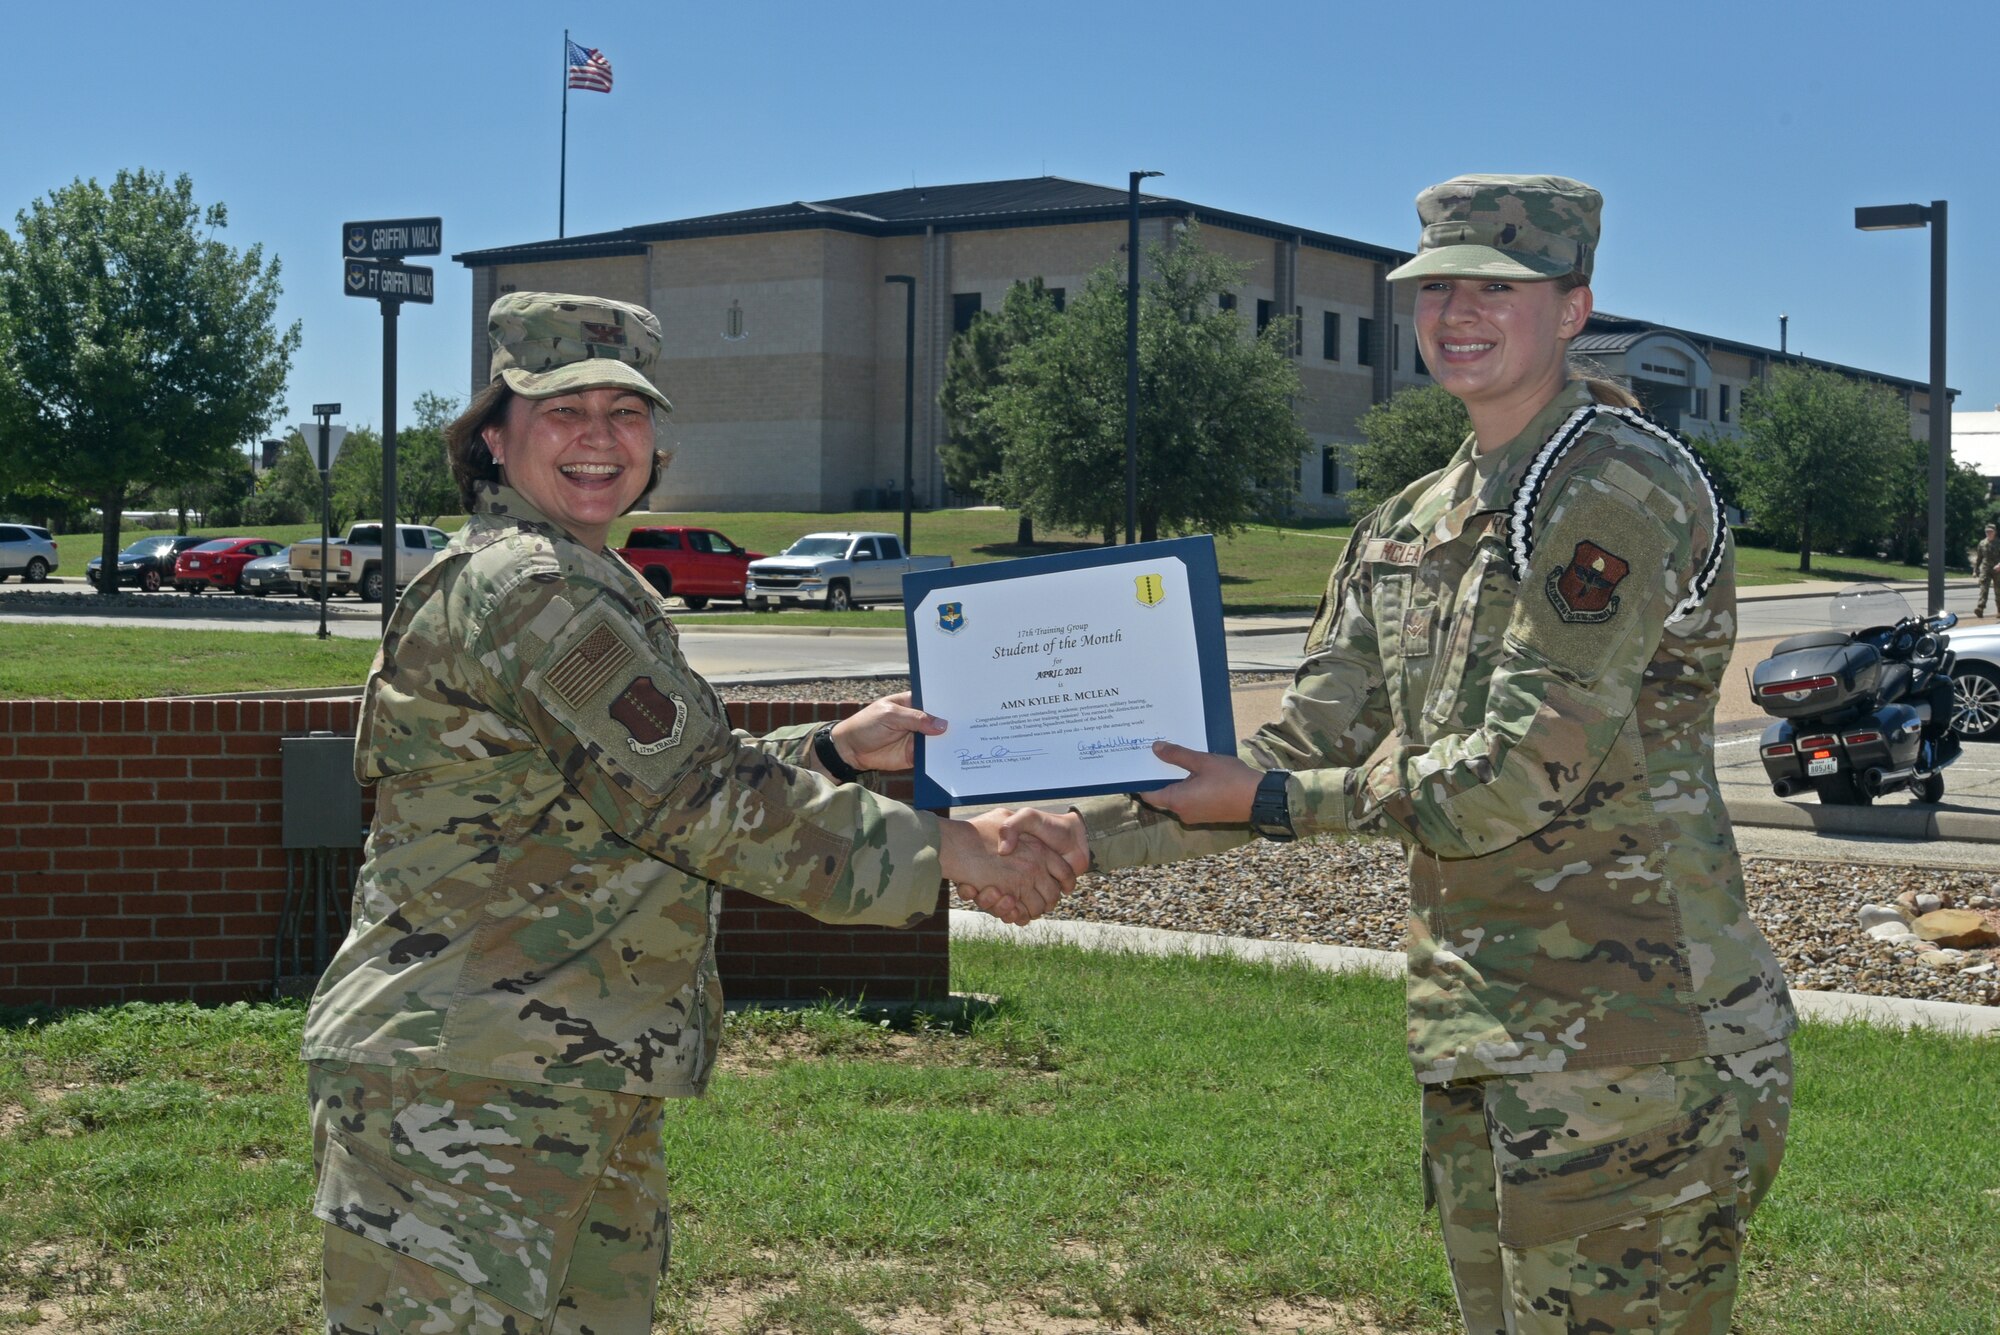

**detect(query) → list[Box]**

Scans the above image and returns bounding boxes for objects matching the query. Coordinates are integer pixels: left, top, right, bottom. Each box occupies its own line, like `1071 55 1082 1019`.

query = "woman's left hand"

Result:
1139 741 1261 825
828 691 946 773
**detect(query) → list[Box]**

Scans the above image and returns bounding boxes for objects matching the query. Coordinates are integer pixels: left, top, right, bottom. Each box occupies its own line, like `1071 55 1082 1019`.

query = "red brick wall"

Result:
0 697 948 1010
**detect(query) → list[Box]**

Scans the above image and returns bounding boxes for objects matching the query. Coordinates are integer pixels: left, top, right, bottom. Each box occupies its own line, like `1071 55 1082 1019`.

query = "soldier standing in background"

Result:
1010 177 1797 1333
1974 521 1997 616
302 292 1082 1334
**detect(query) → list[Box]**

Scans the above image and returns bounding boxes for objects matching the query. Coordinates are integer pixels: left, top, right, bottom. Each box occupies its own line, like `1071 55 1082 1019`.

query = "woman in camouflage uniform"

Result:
303 292 1081 1335
1017 177 1797 1333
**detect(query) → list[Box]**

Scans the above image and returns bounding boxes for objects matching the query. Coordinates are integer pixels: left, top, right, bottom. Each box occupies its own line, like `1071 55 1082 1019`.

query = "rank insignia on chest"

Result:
1546 540 1630 623
1401 603 1434 657
937 601 965 633
611 676 688 755
1134 573 1166 607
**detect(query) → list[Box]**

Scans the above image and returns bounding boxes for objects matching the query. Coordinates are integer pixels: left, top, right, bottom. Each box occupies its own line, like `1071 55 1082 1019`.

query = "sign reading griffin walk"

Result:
343 258 434 304
343 217 443 260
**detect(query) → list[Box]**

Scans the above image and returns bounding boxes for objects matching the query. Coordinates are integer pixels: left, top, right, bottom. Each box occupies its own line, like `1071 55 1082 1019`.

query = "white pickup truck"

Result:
289 522 449 601
744 532 952 611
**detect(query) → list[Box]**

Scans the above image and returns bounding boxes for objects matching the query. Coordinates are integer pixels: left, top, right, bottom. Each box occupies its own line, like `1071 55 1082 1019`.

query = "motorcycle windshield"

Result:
1831 585 1913 635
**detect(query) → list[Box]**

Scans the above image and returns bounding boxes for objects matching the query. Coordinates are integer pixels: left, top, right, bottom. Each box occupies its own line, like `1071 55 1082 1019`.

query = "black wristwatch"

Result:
813 724 864 783
1250 769 1295 842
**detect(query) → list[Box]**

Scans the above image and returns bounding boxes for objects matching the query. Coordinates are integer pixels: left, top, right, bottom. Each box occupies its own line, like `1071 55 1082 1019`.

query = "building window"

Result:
1357 317 1375 366
1719 384 1732 423
1323 311 1340 361
1256 299 1274 334
1690 387 1708 420
1321 446 1341 495
1219 292 1237 312
1293 306 1303 357
952 292 983 334
1046 287 1065 312
1392 323 1401 371
1412 339 1427 377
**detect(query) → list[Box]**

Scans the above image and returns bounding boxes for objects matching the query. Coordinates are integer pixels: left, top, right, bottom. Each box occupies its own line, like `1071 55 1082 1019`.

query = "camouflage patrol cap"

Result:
1385 174 1601 284
486 291 673 412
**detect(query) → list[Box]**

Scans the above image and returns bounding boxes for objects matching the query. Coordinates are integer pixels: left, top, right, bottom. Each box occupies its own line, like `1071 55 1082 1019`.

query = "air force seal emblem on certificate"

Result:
1134 573 1165 607
937 601 965 633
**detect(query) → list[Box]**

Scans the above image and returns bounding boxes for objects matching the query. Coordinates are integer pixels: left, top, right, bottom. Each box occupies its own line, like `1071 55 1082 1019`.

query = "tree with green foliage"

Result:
1348 384 1471 512
1682 428 1749 517
1736 364 1909 572
0 169 299 593
991 224 1308 543
327 427 386 529
939 280 1060 545
245 432 321 527
1878 436 1992 569
398 392 463 525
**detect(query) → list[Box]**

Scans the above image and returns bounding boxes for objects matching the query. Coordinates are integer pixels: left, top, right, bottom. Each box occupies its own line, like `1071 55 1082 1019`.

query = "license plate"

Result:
1807 757 1837 777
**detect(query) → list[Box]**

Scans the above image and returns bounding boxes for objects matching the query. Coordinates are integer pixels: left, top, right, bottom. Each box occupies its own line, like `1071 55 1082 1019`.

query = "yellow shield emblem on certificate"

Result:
1134 573 1166 607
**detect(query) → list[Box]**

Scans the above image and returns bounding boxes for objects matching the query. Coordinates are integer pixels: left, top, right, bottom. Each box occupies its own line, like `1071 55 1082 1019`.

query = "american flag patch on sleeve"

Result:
544 621 635 709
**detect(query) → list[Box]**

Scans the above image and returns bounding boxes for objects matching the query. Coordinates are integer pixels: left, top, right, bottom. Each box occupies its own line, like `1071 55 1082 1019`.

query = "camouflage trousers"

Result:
1420 1040 1791 1335
308 1060 671 1335
1976 568 1997 614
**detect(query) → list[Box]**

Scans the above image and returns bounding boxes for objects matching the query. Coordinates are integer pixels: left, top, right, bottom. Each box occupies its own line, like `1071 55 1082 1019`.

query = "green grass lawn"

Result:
1 942 1994 1334
0 624 376 700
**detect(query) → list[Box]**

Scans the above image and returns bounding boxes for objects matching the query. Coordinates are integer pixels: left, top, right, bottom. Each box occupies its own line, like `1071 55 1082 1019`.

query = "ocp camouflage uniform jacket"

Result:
1080 382 1795 1084
1976 535 1998 578
302 484 945 1098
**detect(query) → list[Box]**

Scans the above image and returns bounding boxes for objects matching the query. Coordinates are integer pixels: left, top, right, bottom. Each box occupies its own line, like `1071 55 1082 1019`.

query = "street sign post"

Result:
343 217 442 260
301 405 346 640
340 218 439 629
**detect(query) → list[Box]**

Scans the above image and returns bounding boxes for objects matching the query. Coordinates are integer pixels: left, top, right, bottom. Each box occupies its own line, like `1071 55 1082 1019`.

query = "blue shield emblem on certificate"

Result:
937 601 965 633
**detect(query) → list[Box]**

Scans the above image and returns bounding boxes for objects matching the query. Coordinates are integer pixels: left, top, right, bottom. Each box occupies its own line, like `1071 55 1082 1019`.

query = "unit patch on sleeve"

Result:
1546 540 1629 624
610 677 688 755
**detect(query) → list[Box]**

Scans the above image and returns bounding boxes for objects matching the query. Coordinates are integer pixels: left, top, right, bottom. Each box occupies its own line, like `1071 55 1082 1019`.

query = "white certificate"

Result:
903 537 1232 808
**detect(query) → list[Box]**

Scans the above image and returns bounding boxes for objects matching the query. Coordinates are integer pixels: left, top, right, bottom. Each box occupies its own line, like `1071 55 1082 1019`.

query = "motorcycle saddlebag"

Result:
1750 640 1882 719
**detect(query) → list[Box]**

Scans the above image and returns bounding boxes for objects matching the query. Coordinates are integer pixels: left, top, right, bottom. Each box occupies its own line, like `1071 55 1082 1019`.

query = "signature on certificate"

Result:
955 745 1046 765
1077 734 1160 757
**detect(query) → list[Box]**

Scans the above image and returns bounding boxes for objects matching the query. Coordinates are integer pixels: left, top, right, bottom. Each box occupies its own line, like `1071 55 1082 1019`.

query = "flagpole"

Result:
559 29 569 238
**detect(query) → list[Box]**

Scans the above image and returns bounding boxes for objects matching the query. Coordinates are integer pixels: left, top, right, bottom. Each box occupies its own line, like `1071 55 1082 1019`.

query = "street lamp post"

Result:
1856 200 1949 615
1126 169 1162 545
884 275 917 554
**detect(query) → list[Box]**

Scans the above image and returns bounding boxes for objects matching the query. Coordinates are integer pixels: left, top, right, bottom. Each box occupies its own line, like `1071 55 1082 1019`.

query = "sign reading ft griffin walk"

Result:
341 216 439 305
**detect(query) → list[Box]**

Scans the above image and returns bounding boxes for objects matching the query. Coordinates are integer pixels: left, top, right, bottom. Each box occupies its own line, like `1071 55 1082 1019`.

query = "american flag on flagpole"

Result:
566 40 613 93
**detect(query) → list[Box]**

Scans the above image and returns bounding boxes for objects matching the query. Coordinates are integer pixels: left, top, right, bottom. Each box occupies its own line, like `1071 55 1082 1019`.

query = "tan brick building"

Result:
454 177 1948 519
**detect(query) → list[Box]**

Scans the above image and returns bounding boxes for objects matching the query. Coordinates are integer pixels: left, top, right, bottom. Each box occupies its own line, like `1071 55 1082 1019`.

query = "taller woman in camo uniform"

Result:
1018 176 1798 1333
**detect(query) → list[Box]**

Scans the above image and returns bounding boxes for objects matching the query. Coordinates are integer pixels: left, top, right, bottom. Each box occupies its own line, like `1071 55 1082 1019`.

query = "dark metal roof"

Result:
451 175 1411 269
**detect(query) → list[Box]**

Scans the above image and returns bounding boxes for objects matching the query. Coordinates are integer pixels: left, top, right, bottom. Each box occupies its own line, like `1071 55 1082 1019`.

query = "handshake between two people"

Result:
829 695 1264 928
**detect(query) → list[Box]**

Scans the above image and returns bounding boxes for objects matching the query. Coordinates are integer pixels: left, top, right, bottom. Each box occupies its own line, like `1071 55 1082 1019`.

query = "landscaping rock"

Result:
1913 909 1999 950
1867 921 1919 943
1858 904 1910 930
1914 892 1945 915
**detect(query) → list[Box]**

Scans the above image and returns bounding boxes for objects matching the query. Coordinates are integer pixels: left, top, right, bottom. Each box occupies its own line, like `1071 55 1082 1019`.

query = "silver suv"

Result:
0 524 58 582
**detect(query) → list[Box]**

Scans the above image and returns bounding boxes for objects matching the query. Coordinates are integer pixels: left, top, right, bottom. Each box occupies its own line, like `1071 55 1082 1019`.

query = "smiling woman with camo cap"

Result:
301 291 1086 1334
1006 176 1798 1333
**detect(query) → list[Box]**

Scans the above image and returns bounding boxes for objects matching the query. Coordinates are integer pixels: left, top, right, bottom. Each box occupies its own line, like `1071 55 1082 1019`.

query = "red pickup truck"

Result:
614 526 765 609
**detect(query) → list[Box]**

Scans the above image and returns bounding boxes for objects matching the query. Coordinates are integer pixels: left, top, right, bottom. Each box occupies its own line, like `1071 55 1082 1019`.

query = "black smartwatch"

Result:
1250 769 1295 842
813 724 864 783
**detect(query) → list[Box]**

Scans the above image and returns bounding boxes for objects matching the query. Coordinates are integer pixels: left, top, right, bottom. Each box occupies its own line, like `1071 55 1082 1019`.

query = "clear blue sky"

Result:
6 0 1996 440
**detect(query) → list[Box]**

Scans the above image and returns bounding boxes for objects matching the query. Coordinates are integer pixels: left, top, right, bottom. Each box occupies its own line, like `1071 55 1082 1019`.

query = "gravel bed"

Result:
0 587 335 620
1057 840 2000 1008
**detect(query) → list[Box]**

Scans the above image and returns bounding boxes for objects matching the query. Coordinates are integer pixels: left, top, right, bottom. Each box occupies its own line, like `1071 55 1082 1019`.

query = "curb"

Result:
1724 795 2000 844
949 911 2000 1035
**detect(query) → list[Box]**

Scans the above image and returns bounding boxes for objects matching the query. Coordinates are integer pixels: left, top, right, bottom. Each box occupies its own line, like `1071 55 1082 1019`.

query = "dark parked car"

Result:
236 549 300 596
174 537 284 593
85 534 208 592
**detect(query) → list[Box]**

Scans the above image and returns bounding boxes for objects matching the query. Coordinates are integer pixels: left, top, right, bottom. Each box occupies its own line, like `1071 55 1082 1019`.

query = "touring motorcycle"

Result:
1751 586 1962 806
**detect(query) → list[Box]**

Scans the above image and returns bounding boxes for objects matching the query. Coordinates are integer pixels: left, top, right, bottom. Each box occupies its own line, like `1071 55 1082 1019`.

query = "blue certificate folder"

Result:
901 535 1235 811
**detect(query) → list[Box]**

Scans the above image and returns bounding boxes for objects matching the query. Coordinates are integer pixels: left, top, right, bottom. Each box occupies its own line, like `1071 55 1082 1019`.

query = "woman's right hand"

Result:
939 810 1085 926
